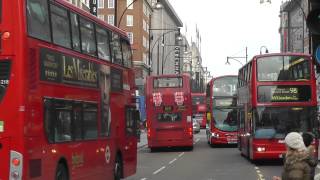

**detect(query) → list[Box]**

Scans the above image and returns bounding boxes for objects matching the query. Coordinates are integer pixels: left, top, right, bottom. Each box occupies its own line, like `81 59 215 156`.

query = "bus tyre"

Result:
114 155 123 180
55 163 68 180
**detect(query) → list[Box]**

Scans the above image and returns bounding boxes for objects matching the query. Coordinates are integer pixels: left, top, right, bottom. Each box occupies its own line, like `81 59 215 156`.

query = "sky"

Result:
168 0 283 77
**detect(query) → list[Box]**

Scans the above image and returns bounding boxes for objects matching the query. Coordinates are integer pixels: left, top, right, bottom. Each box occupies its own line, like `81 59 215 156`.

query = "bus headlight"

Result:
256 147 265 152
211 133 219 138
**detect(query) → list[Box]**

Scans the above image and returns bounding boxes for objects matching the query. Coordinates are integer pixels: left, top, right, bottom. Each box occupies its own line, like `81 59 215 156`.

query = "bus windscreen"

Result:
212 77 237 96
253 107 316 139
212 108 238 132
257 56 310 81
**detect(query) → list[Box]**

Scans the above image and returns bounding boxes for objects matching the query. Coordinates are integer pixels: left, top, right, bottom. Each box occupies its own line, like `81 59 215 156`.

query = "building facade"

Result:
149 0 183 76
279 0 310 53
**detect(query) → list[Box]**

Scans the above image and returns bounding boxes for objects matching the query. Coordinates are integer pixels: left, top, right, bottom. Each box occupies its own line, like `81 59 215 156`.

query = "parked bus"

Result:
206 76 238 146
237 53 318 161
191 93 207 128
0 0 139 179
146 74 193 151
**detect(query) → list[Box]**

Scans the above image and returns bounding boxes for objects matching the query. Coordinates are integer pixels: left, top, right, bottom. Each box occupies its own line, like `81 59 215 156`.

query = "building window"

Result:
126 15 133 26
82 0 89 7
127 0 133 9
127 32 133 44
108 0 114 8
143 20 146 31
143 36 147 48
143 3 147 16
98 15 104 21
98 0 104 8
143 53 148 65
107 15 114 25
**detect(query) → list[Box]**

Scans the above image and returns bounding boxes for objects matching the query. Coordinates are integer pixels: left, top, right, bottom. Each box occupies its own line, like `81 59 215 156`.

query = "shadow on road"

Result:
149 146 193 153
252 159 283 166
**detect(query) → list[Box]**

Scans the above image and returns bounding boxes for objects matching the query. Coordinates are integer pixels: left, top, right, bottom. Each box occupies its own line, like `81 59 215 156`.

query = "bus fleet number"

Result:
0 80 9 85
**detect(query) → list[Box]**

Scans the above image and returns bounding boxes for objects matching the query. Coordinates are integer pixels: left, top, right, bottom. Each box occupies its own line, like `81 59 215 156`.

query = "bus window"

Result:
121 40 132 68
54 100 72 142
80 17 97 57
73 103 83 140
126 107 138 136
83 103 98 139
26 0 51 42
110 33 123 65
96 25 111 61
157 113 181 122
70 12 81 52
50 4 71 48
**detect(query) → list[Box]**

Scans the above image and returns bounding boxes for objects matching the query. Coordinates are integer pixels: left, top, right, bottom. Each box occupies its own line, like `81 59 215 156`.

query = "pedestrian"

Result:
273 132 311 180
302 132 317 180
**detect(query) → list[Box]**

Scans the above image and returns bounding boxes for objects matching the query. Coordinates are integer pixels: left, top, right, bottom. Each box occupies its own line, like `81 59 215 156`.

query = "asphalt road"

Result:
124 130 294 180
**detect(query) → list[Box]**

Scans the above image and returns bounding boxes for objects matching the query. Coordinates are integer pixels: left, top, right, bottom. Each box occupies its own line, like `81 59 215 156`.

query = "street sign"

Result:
316 45 320 64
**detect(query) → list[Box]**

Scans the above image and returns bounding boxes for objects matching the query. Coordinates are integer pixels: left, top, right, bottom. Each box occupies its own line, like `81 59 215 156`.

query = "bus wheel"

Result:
55 163 68 180
114 155 123 180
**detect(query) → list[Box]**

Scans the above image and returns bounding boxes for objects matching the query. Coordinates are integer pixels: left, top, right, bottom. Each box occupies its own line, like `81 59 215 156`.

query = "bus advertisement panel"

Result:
191 93 207 128
146 74 193 151
0 0 138 179
237 53 318 161
206 76 238 146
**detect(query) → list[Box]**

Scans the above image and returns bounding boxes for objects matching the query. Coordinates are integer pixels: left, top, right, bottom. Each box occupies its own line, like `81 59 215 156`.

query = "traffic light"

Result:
307 0 320 68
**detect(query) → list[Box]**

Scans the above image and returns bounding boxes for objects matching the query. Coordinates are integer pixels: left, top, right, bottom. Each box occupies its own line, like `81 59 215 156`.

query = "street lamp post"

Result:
226 47 248 66
116 0 139 27
148 28 181 75
161 44 186 74
260 45 269 54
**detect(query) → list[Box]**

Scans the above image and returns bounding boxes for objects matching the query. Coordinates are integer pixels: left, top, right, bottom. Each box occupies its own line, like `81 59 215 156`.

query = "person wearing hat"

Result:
302 132 317 180
273 132 311 180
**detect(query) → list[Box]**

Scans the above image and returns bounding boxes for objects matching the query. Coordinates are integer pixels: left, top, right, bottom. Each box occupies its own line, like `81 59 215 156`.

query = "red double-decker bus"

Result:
146 74 193 151
0 0 139 179
191 93 207 128
205 76 238 146
237 53 318 161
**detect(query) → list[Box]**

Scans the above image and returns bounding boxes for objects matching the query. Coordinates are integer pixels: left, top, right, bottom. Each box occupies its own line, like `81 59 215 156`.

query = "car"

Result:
193 119 200 133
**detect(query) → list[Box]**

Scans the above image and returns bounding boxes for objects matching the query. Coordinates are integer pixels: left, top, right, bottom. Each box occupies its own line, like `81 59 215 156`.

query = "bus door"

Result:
123 106 139 175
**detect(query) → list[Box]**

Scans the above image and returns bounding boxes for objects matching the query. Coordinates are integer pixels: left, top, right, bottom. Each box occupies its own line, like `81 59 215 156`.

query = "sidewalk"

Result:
138 129 148 149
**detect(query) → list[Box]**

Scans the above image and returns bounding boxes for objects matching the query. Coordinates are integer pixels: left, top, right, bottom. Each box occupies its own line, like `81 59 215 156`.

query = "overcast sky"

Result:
168 0 282 77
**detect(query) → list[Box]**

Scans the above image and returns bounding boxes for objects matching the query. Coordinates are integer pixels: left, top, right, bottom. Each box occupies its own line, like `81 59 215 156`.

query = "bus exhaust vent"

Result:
0 60 11 102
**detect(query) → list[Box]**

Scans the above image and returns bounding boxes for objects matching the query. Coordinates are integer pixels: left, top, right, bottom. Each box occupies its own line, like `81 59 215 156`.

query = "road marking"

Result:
255 166 265 180
178 152 185 157
169 158 177 164
153 166 166 175
141 178 147 180
196 138 200 142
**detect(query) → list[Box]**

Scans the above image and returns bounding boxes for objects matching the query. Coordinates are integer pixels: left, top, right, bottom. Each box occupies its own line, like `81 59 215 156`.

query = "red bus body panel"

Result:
0 0 137 179
206 75 238 145
238 53 318 160
146 74 193 148
191 93 207 128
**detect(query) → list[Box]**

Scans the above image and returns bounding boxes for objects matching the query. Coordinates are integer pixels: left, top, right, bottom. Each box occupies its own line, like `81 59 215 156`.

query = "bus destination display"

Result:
258 85 311 102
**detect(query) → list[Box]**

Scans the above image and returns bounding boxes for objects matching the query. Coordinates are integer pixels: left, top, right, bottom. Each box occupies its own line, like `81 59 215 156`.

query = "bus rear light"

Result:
10 151 23 180
1 31 10 40
147 129 151 137
12 158 20 166
188 127 193 136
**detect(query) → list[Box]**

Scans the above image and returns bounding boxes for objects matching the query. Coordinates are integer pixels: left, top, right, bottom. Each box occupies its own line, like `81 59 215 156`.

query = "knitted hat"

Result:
284 132 306 151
